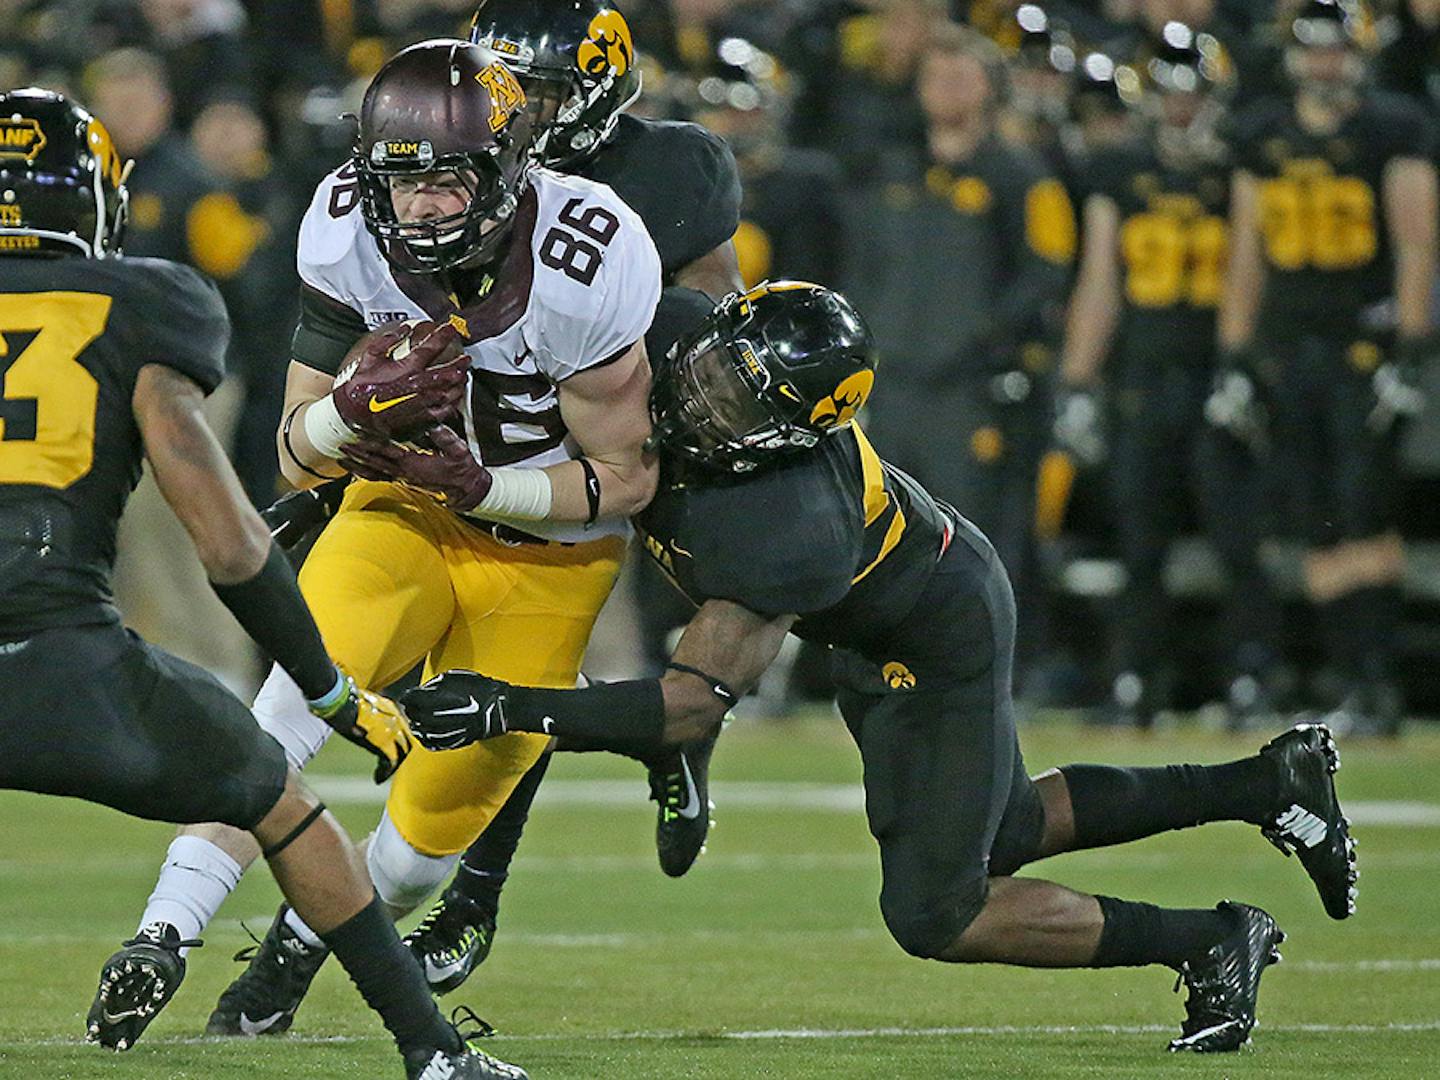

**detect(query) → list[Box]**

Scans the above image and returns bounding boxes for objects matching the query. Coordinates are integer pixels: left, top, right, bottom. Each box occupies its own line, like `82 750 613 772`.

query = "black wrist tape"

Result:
578 457 601 525
211 543 336 700
503 678 666 744
665 661 738 705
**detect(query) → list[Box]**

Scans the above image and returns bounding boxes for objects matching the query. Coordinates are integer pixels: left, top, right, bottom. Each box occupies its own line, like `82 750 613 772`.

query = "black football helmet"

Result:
1144 22 1228 160
0 89 129 258
354 39 535 274
650 281 878 473
469 0 641 169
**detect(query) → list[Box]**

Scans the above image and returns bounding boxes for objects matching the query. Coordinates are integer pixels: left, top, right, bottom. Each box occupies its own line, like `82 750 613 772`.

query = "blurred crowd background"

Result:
7 0 1440 731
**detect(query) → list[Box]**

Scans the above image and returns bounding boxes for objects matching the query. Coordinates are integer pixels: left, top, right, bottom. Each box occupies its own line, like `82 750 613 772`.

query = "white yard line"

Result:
308 775 1440 826
6 1021 1440 1049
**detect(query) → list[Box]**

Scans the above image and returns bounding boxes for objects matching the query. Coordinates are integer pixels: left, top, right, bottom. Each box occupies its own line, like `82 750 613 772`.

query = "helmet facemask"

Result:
356 140 528 274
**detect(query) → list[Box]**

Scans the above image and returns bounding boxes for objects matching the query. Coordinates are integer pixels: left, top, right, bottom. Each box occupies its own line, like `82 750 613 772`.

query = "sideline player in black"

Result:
0 89 523 1080
402 281 1358 1053
1055 24 1282 728
1218 0 1438 735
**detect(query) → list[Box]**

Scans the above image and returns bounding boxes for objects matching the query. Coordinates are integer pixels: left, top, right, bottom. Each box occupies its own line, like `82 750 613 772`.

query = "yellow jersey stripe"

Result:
852 423 889 526
853 500 906 585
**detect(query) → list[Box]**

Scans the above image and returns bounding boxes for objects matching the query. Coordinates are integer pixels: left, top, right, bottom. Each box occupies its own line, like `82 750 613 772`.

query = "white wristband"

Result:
303 394 359 460
468 466 554 521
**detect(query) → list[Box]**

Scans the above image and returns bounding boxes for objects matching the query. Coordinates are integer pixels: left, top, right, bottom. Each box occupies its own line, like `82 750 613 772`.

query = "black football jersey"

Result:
578 114 742 280
633 424 955 661
1228 92 1437 332
0 256 230 635
1085 139 1229 363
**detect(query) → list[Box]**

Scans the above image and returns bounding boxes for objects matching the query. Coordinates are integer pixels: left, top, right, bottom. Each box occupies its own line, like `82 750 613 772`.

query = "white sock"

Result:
283 905 326 950
138 836 244 956
253 662 333 769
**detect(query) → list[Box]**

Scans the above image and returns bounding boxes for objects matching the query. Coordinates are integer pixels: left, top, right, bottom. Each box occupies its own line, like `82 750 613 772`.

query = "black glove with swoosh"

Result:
400 670 514 751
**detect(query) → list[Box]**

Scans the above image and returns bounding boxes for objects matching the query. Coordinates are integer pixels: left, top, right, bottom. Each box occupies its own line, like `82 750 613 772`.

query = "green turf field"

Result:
1 715 1437 1079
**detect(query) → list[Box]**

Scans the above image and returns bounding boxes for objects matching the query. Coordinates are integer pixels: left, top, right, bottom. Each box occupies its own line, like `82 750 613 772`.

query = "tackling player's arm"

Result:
1217 169 1266 352
400 600 796 749
672 239 744 301
1383 156 1439 341
1060 193 1123 387
136 364 412 779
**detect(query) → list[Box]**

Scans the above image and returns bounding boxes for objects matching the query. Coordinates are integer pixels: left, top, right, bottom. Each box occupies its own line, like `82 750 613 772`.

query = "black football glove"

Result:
307 669 414 782
260 480 348 551
1052 385 1106 467
399 670 515 751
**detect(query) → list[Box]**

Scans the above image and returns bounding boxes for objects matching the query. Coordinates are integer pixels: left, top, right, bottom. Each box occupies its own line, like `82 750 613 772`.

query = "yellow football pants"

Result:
298 479 625 856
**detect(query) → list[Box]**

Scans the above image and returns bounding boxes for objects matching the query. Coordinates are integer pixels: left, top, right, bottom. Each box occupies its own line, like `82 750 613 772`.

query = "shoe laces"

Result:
413 897 492 957
649 765 687 821
450 1004 497 1043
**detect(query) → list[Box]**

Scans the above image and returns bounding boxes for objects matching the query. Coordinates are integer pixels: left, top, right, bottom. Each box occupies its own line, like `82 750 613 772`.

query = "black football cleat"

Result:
205 905 329 1036
1168 901 1284 1053
404 892 497 994
86 923 200 1051
1258 723 1358 919
404 1008 529 1080
649 728 719 878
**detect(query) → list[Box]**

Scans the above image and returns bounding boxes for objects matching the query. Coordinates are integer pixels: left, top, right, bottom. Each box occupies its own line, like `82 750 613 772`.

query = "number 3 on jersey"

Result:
0 292 110 489
539 197 621 286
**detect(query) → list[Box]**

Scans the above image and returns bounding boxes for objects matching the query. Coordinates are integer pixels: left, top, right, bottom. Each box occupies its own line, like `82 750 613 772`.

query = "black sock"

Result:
1090 896 1236 969
451 752 552 915
1061 756 1280 845
1347 584 1402 684
320 897 454 1057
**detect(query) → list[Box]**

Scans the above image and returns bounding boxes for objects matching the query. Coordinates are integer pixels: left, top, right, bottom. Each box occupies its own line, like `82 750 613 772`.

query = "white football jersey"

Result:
296 165 662 542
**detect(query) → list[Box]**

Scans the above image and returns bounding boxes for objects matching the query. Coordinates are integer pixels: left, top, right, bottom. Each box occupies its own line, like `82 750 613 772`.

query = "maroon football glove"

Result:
331 320 469 440
340 425 495 511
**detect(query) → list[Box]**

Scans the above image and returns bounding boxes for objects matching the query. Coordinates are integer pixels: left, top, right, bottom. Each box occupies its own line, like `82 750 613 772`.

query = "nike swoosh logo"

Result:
676 755 702 820
101 1007 141 1024
433 697 480 716
369 393 417 413
423 954 465 984
541 716 555 734
238 1011 287 1035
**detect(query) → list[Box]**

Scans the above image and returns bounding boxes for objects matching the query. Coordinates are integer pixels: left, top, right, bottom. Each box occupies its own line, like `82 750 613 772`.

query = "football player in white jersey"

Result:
94 38 662 1040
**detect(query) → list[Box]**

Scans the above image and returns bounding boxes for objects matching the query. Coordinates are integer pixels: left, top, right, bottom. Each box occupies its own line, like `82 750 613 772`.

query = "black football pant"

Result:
1108 362 1279 682
0 623 287 828
832 516 1045 959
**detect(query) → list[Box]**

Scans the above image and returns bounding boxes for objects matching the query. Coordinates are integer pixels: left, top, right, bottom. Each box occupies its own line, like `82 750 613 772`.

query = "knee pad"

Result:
366 810 459 914
253 663 333 770
880 875 989 960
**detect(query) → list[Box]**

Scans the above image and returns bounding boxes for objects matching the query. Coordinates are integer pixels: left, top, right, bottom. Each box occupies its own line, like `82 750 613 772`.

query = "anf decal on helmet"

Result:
477 61 527 132
578 10 634 78
0 118 47 163
809 370 875 430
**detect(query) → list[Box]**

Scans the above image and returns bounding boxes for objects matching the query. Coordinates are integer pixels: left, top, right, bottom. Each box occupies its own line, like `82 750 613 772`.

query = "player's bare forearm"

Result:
1218 170 1266 350
135 364 272 583
1384 157 1438 338
660 601 796 740
551 341 659 519
1060 195 1122 386
672 240 745 300
276 361 346 489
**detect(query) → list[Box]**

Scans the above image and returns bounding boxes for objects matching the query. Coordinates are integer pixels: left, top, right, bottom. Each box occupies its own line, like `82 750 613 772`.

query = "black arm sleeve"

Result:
210 543 337 700
502 679 667 745
290 285 368 376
